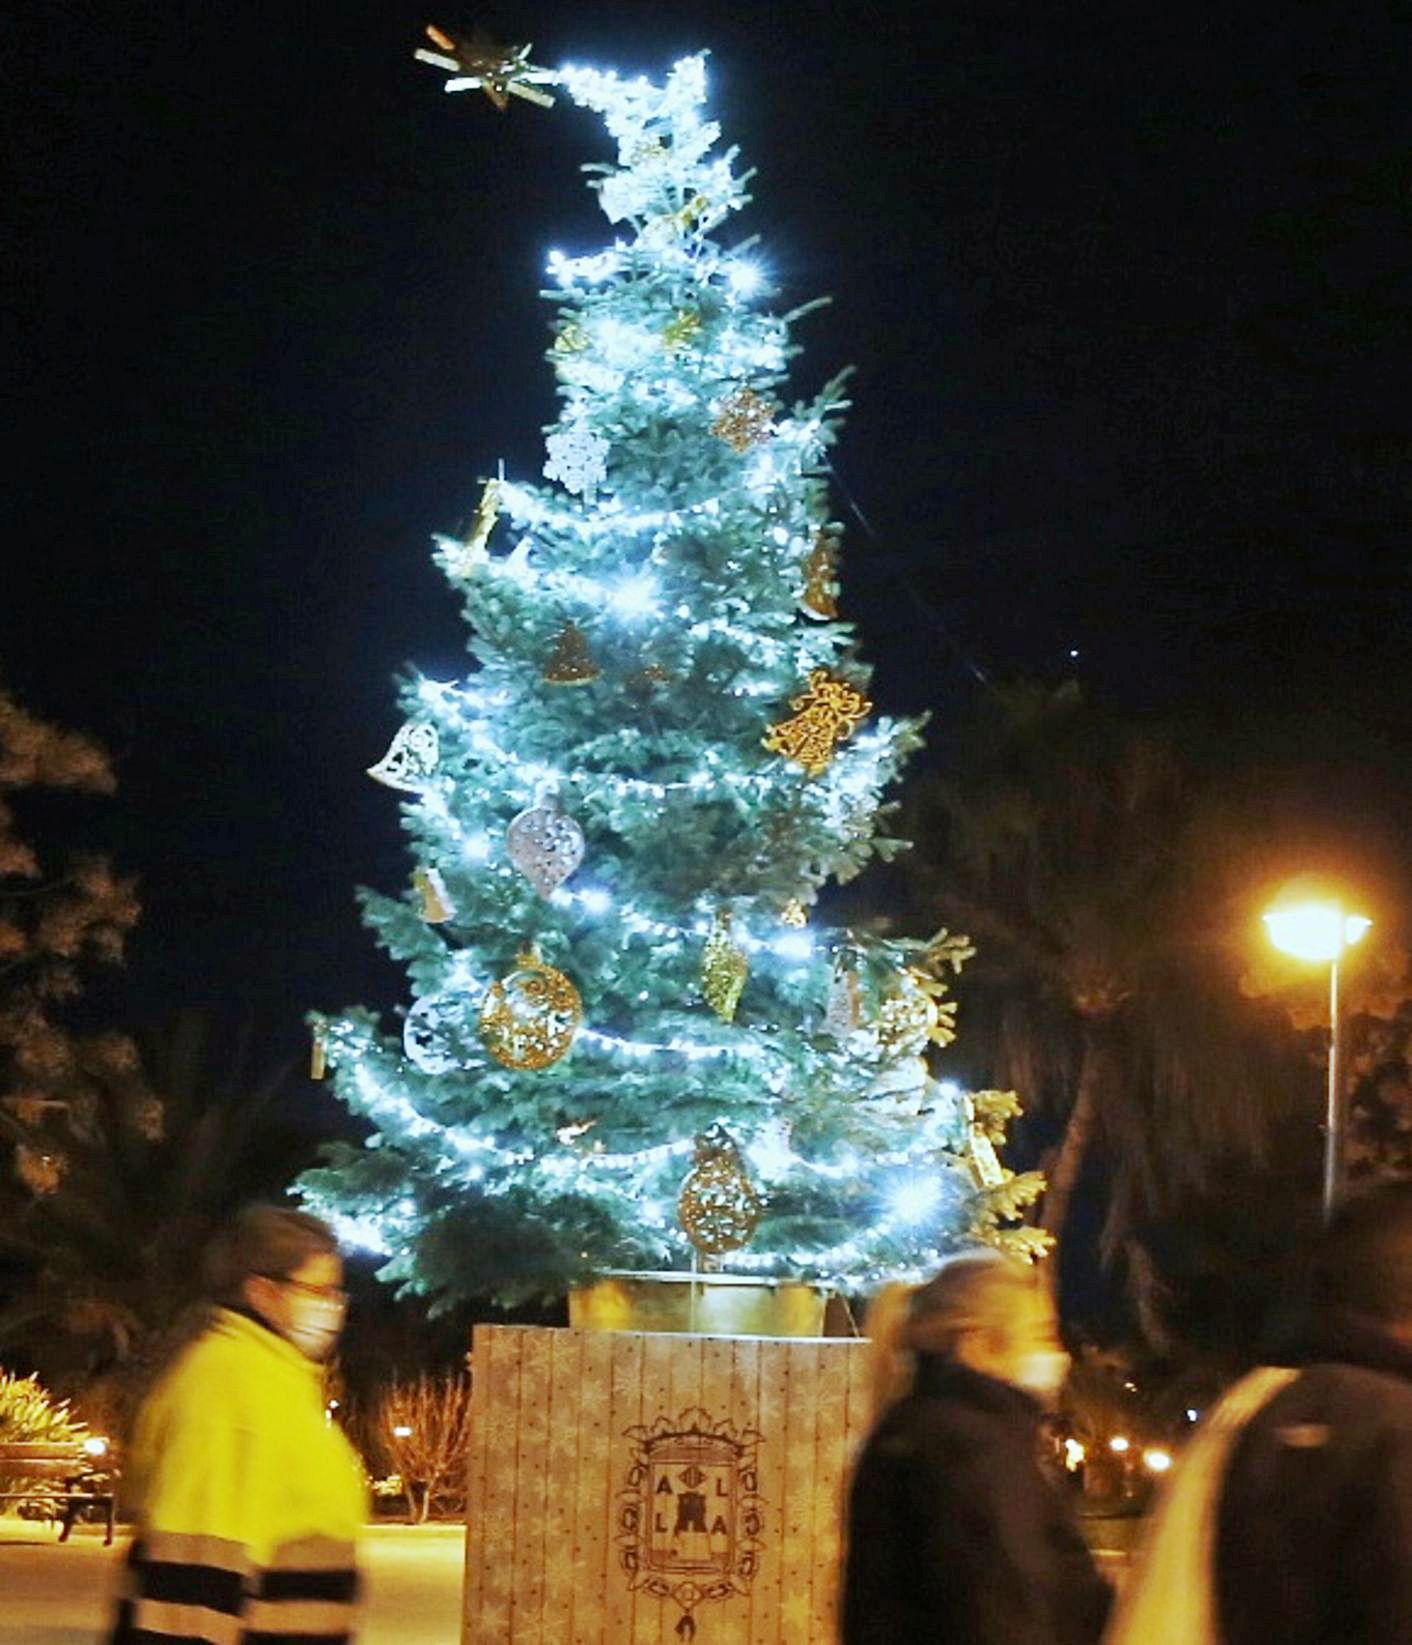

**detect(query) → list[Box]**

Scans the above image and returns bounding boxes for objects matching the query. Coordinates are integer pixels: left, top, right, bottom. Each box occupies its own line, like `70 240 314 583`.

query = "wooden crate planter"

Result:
463 1325 871 1644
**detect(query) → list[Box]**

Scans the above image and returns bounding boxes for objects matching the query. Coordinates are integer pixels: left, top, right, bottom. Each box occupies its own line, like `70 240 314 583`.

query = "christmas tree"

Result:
304 45 1045 1306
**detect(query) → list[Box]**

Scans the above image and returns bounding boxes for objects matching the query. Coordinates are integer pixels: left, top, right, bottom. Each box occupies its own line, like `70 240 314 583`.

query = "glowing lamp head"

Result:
392 1425 414 1439
726 259 764 298
1263 901 1371 963
609 574 659 618
1062 1438 1086 1471
1142 1447 1173 1474
1108 1435 1130 1455
82 1436 110 1458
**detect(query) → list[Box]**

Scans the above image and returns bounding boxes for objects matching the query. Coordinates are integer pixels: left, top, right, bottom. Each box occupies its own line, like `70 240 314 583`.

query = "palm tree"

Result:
0 1010 315 1415
902 683 1309 1337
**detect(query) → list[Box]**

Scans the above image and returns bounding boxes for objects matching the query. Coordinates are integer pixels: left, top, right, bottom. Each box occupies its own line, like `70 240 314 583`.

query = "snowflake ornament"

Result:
544 425 609 496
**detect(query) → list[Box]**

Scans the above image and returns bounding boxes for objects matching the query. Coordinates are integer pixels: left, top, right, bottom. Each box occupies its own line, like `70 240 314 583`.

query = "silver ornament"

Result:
507 804 585 896
367 722 440 791
403 995 460 1075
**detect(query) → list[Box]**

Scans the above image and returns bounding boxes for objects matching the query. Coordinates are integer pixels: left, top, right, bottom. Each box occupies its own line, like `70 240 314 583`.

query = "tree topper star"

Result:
414 23 556 110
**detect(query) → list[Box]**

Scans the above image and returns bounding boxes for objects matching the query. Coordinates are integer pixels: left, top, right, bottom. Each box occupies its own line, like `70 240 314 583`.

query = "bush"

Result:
0 1367 90 1497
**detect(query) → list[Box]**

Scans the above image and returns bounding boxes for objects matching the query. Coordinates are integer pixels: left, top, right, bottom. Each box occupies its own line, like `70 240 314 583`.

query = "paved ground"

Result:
0 1520 465 1645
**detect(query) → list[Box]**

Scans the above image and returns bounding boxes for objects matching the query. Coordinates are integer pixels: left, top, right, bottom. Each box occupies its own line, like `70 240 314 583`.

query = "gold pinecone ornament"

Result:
677 1125 763 1258
701 910 750 1022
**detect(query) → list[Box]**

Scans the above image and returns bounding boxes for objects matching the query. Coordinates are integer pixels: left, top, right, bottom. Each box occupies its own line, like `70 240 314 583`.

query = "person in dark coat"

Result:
841 1251 1111 1645
1214 1181 1412 1645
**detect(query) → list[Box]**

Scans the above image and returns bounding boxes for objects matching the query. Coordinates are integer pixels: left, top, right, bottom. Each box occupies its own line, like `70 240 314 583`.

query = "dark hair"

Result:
1312 1181 1412 1329
203 1204 339 1307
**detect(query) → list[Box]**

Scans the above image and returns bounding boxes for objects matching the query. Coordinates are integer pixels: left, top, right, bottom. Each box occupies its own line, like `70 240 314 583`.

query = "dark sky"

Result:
4 1 1408 1039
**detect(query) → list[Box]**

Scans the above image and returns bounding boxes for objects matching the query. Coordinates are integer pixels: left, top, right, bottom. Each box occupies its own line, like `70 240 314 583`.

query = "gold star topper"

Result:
763 670 873 777
414 23 557 110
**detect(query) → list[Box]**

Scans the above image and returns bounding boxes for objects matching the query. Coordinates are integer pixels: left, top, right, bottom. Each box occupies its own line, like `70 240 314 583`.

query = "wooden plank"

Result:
508 1329 552 1643
777 1342 821 1645
462 1327 493 1644
807 1342 852 1641
473 1327 522 1644
728 1337 764 1645
750 1336 789 1644
572 1328 614 1645
604 1332 646 1645
631 1331 679 1645
540 1327 583 1642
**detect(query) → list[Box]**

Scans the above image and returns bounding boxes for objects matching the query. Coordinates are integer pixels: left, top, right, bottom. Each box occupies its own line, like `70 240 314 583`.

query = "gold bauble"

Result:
780 899 808 928
876 969 942 1057
711 389 774 453
701 910 750 1023
677 1125 763 1257
553 322 589 355
479 948 583 1071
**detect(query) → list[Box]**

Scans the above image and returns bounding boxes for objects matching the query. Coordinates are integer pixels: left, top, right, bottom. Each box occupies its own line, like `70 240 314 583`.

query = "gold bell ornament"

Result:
762 670 872 777
414 867 456 924
543 621 601 686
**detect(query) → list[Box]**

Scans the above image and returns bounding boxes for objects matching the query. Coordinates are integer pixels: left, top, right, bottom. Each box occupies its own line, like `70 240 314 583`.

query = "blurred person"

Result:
109 1205 366 1644
842 1250 1111 1645
1106 1180 1412 1645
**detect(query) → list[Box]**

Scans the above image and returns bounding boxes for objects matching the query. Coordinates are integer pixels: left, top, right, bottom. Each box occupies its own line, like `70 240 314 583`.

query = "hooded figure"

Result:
842 1250 1111 1645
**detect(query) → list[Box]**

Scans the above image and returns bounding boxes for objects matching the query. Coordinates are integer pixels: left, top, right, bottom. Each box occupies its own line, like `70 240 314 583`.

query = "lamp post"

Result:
1263 899 1371 1217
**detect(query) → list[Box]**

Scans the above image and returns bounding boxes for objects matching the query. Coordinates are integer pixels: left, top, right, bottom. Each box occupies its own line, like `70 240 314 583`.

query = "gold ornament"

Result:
798 529 841 620
661 310 702 351
543 621 601 686
414 24 556 110
780 899 808 928
823 961 863 1039
15 1145 65 1197
677 1124 763 1257
711 389 774 454
310 1024 328 1081
367 721 440 791
762 670 873 777
414 867 455 924
553 322 589 355
479 948 582 1071
623 662 672 697
876 968 942 1057
701 910 750 1023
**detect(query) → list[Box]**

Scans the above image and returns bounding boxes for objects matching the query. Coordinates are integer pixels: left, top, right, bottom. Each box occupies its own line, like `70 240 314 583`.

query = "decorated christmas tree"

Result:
303 42 1045 1307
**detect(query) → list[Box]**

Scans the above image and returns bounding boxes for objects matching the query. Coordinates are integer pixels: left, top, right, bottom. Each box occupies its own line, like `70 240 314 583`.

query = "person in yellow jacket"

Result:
109 1205 367 1644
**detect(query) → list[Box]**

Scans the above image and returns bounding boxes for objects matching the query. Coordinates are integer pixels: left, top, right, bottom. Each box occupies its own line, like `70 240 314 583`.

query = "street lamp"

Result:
1263 896 1371 1215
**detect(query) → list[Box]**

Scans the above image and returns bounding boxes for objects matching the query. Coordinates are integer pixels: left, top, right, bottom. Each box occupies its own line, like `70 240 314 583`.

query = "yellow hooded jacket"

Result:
110 1307 367 1644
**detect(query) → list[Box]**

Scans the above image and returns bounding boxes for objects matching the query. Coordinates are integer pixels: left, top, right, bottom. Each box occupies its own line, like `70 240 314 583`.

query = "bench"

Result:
0 1440 118 1545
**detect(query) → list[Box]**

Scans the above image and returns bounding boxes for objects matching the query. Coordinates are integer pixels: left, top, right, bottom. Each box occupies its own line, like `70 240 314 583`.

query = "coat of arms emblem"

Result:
619 1407 765 1639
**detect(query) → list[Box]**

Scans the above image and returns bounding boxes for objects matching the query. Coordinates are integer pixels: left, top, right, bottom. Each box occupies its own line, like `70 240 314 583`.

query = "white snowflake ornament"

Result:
544 425 609 496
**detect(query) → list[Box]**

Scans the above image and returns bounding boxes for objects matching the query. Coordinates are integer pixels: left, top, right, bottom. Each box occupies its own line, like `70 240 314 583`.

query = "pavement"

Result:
0 1519 465 1645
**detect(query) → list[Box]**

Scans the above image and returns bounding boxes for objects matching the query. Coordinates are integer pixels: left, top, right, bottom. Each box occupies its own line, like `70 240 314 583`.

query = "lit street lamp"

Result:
1263 896 1371 1216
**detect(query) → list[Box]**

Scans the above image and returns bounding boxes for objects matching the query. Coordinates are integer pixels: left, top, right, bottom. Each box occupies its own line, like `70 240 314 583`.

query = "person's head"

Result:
204 1204 346 1362
867 1251 1068 1417
1311 1181 1412 1350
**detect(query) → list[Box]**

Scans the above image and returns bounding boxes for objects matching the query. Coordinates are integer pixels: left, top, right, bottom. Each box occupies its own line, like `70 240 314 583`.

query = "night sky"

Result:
5 1 1408 1050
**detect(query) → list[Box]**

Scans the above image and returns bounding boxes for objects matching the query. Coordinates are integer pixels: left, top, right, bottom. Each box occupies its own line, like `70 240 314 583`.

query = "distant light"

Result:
82 1437 110 1458
1068 648 1080 660
392 1425 414 1438
1264 902 1371 964
1186 1407 1200 1423
1142 1447 1173 1474
1109 1435 1130 1455
1123 1380 1138 1392
578 887 612 915
1063 1438 1086 1471
726 260 764 298
888 1177 943 1227
464 833 492 863
326 1399 340 1411
609 573 659 618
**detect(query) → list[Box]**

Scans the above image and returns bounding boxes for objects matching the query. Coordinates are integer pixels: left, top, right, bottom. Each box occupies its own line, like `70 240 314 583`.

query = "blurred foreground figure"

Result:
109 1205 366 1645
1107 1181 1412 1645
842 1251 1111 1645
